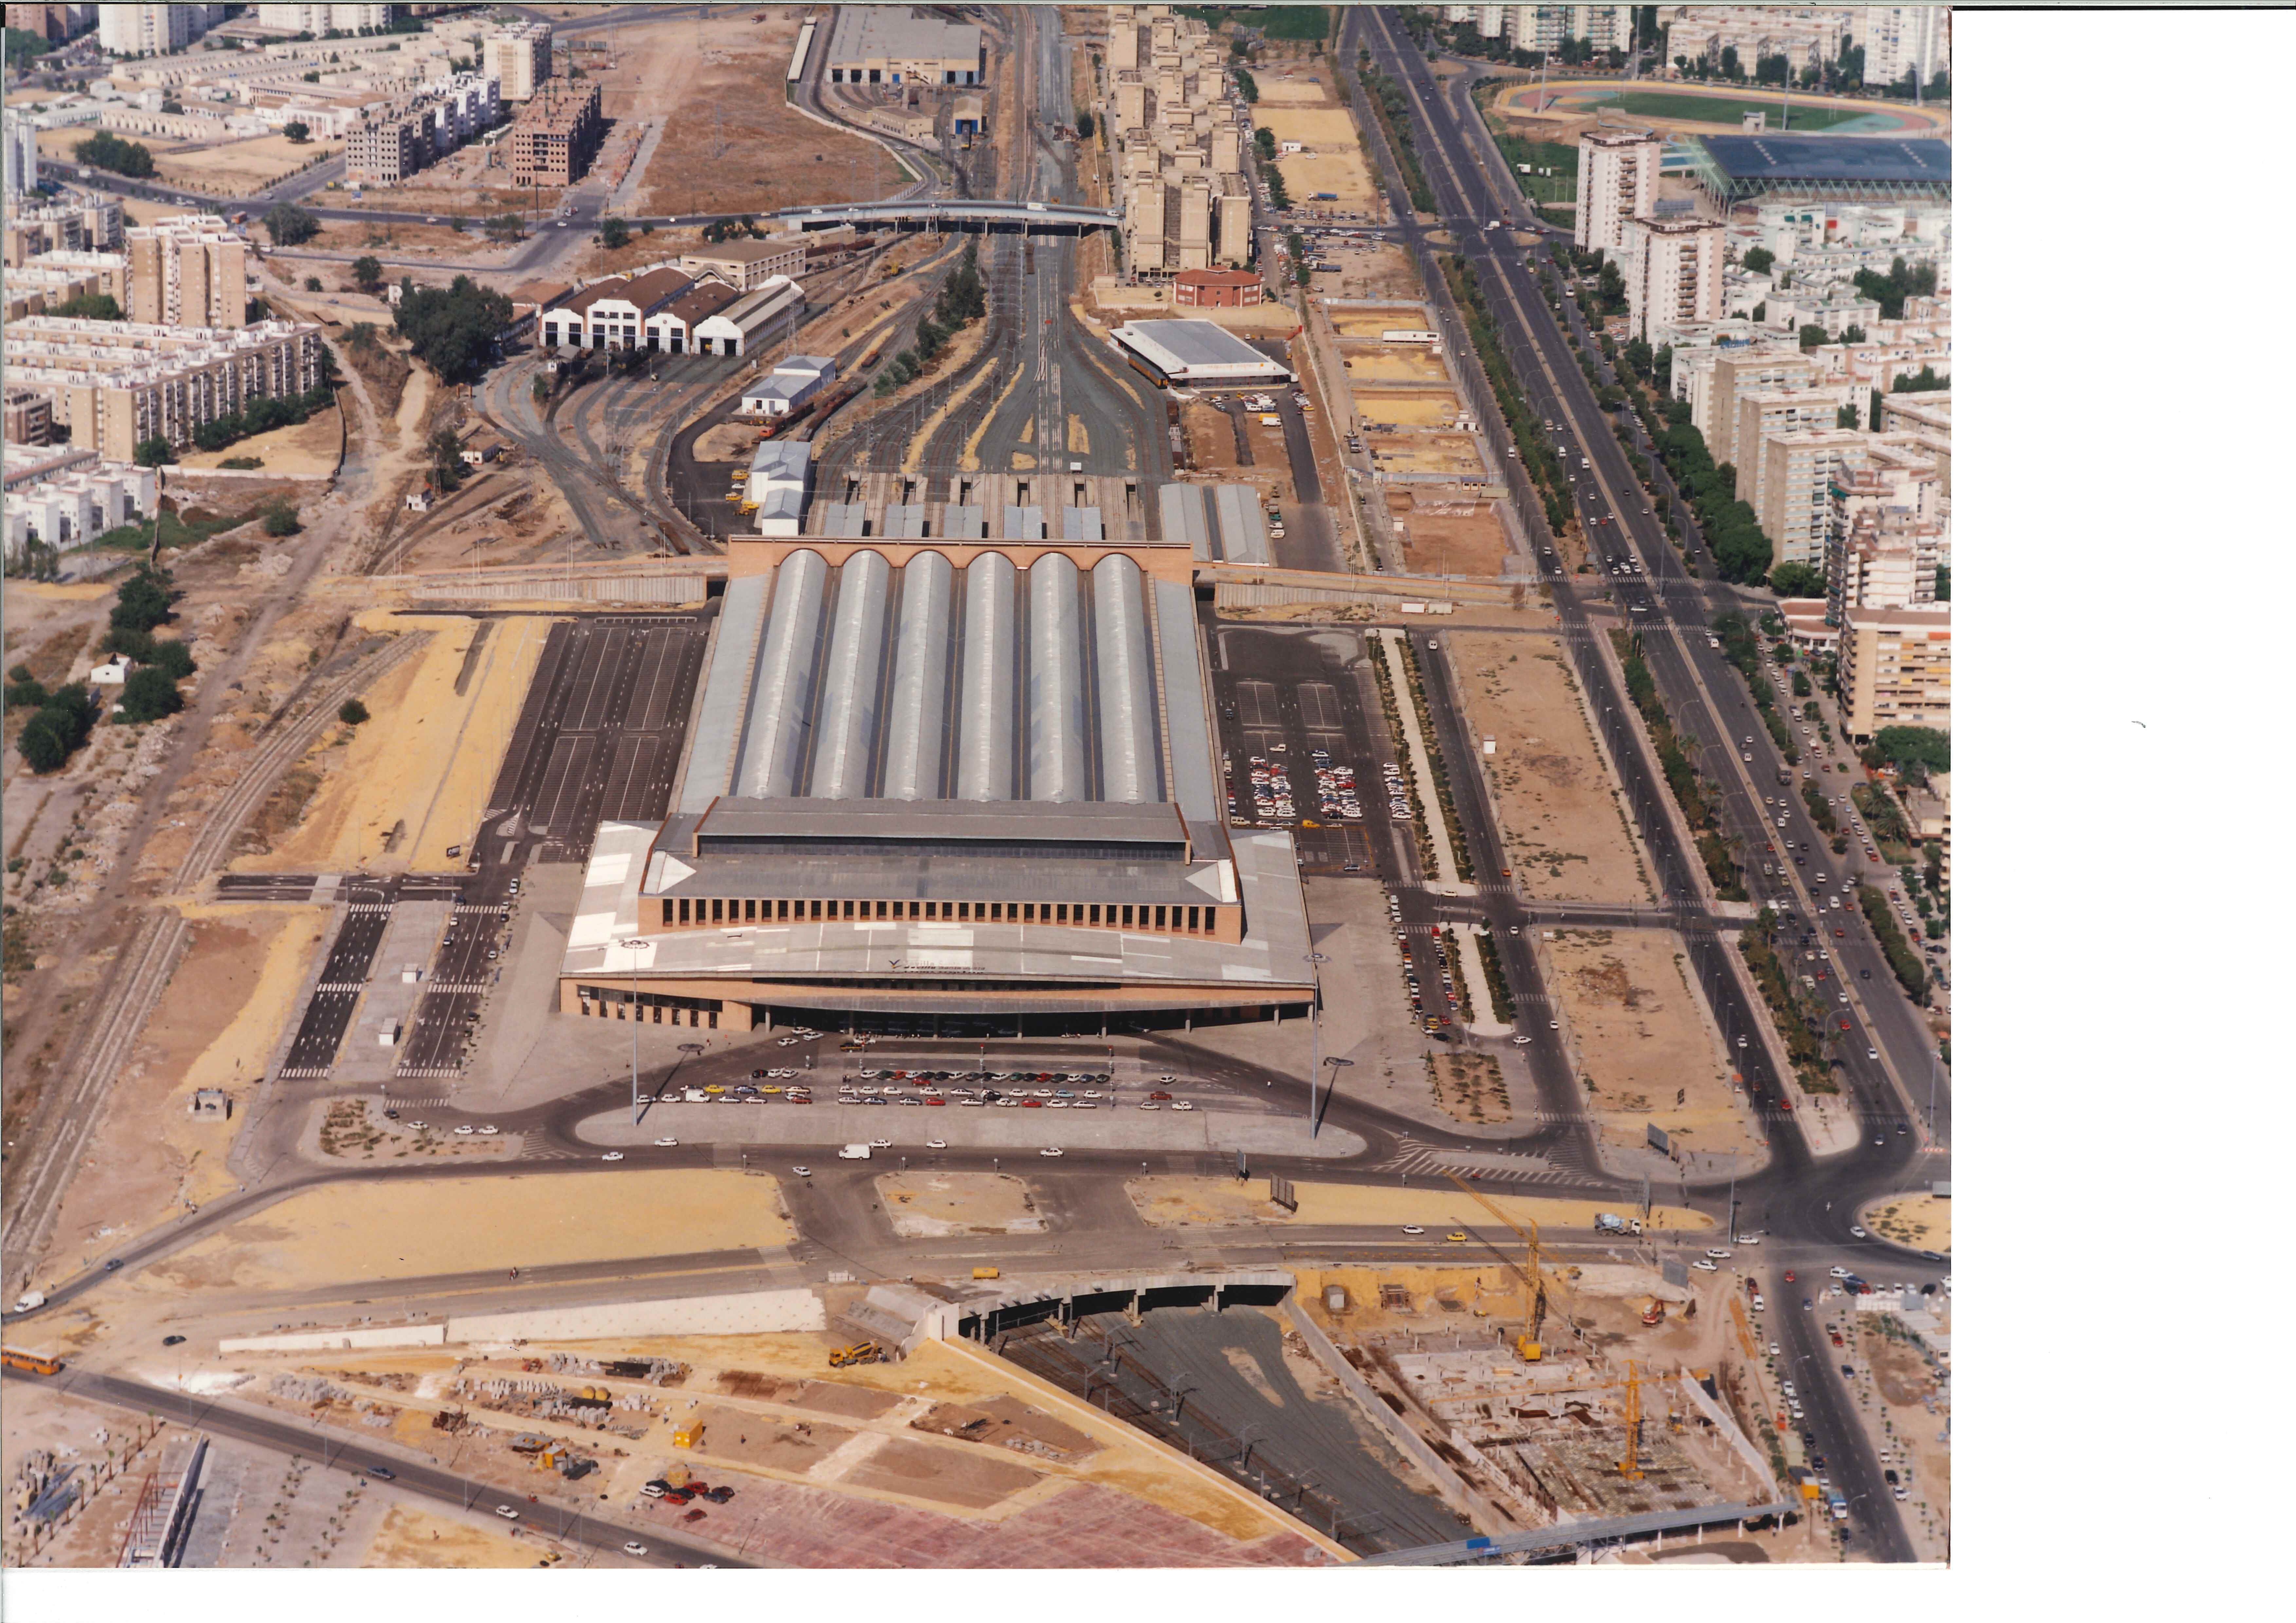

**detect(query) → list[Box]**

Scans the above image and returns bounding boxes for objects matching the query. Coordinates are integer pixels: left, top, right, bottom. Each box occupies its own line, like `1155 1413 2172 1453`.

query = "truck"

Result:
828 1342 883 1368
1827 1490 1849 1521
9 1291 45 1314
1592 1212 1642 1236
837 1143 871 1160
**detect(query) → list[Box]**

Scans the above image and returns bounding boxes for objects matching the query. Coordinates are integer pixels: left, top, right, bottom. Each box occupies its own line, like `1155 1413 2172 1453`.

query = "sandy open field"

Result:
604 11 899 218
1388 492 1507 574
235 612 550 875
1357 387 1460 426
175 407 341 478
1449 633 1651 904
154 133 340 195
1366 430 1482 477
874 1172 1045 1238
364 1503 534 1569
1329 307 1433 338
1254 80 1380 211
1127 1177 1709 1234
1340 344 1450 384
1860 1191 1950 1252
148 1169 791 1293
1545 926 1757 1163
28 905 326 1285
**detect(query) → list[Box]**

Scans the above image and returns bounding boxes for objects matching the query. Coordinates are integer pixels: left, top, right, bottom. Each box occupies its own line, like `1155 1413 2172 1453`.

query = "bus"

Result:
1 1346 64 1377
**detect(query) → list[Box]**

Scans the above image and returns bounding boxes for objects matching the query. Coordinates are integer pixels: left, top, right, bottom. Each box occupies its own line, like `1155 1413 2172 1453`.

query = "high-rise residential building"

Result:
1734 387 1850 507
1839 605 1949 740
1852 5 1949 87
345 117 424 186
97 5 208 56
484 19 553 102
1697 348 1812 467
1573 128 1661 255
507 80 601 186
1752 426 1867 570
127 216 249 330
2 316 326 463
3 106 37 199
257 4 397 32
1826 503 1941 622
1618 214 1723 342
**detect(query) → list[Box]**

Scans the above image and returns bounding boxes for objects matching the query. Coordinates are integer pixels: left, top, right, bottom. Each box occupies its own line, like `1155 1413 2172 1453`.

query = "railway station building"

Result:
559 524 1316 1036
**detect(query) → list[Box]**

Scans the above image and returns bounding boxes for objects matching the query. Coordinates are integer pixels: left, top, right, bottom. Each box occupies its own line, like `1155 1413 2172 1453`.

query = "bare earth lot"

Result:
1449 633 1652 903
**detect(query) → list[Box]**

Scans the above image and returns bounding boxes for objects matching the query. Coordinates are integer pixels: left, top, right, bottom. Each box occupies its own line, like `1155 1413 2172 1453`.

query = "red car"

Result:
789 1096 811 1104
681 1508 707 1523
925 1097 944 1106
1783 1270 1796 1283
1148 1090 1173 1100
1839 1020 1850 1030
1022 1099 1043 1108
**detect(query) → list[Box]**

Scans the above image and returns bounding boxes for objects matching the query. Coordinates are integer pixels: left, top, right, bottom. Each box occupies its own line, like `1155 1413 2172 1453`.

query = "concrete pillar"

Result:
1124 1290 1141 1327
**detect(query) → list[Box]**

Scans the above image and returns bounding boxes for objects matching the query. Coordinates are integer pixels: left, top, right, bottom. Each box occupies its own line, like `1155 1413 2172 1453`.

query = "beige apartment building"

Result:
3 316 325 463
483 20 551 101
1619 214 1723 342
4 250 129 320
508 81 602 187
1697 347 1812 467
345 115 424 185
1840 605 1949 741
1106 5 1251 278
1753 426 1867 571
1735 387 1851 508
1574 128 1660 255
127 216 249 329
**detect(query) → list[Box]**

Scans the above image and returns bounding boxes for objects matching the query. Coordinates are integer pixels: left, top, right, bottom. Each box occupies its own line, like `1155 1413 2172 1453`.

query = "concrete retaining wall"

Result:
219 1323 447 1354
448 1287 823 1343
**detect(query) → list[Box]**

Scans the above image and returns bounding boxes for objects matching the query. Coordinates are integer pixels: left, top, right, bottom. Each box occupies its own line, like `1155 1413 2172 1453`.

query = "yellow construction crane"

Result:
1444 1173 1570 1360
1618 1360 1644 1480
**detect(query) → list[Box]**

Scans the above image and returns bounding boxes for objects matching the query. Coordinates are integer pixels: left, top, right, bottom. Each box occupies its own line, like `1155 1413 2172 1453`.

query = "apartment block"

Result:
1851 4 1949 86
1619 214 1723 343
1103 5 1251 278
127 216 250 329
1826 503 1940 620
4 250 129 320
3 316 326 464
256 5 399 32
345 116 423 185
483 19 552 102
1696 347 1812 467
1734 386 1852 507
1662 6 1855 72
1573 128 1660 255
1751 426 1867 571
508 80 602 187
3 105 37 198
1839 604 1949 740
97 4 212 56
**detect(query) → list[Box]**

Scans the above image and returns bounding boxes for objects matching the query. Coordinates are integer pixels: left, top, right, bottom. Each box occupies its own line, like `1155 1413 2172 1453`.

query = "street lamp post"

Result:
617 938 651 1126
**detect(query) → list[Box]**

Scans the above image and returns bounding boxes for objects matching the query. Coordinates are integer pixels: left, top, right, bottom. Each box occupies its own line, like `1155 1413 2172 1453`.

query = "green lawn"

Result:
1600 90 1876 131
1487 125 1578 203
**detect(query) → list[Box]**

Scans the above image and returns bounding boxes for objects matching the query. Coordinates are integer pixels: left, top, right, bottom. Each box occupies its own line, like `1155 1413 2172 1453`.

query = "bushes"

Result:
185 382 337 455
117 666 184 724
263 202 321 247
112 564 175 637
16 683 97 774
1858 885 1929 1004
1356 59 1435 214
1739 910 1837 1092
74 130 155 178
1615 630 1744 900
262 503 302 537
1871 725 1949 778
1656 421 1770 583
134 436 173 468
1768 561 1823 597
338 698 369 726
394 275 512 384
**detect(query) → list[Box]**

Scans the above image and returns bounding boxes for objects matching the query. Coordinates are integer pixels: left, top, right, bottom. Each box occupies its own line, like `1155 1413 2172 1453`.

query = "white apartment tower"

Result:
1853 5 1949 87
1619 214 1723 343
3 106 38 199
97 5 206 56
484 21 553 102
1574 128 1661 254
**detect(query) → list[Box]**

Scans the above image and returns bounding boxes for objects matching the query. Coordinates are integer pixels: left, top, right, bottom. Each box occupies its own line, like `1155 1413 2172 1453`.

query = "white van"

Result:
837 1143 871 1160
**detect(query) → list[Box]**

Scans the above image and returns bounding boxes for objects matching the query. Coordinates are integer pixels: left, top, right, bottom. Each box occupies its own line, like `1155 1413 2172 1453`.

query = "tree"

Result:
1741 245 1774 276
1934 564 1949 602
1719 44 1740 79
282 120 311 143
1749 302 1766 324
1769 562 1824 598
304 275 323 292
428 425 466 491
4 26 53 69
1755 52 1789 86
117 666 183 724
48 292 123 322
393 275 512 384
160 98 184 115
1798 323 1828 351
338 698 369 726
1872 726 1950 776
1836 403 1859 429
1254 125 1278 163
133 436 173 468
350 255 384 292
73 131 155 179
598 216 630 251
1074 108 1095 139
262 503 302 537
263 202 321 247
483 213 525 243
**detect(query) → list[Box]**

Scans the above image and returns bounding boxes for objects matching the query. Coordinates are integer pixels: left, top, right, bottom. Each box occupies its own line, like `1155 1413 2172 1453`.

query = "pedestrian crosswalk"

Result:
277 1064 332 1080
393 1064 464 1080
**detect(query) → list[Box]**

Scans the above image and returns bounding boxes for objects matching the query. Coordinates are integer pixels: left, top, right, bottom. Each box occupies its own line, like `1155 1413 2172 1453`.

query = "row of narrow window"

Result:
657 896 1218 934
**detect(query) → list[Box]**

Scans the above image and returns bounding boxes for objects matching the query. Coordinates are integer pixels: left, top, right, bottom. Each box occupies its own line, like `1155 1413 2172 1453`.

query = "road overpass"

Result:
770 200 1121 232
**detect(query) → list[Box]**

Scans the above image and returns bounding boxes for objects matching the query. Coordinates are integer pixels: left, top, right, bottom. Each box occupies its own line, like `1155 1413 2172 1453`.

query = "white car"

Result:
1170 1101 1195 1112
1828 1265 1851 1279
1734 1234 1761 1245
1138 1101 1162 1110
925 1138 947 1150
454 1124 475 1136
476 1125 499 1136
494 1506 519 1521
1704 1247 1731 1260
1768 1342 1781 1356
1850 1225 1868 1238
624 1542 648 1556
601 1151 624 1162
1039 1147 1064 1158
1781 1382 1798 1399
1511 1034 1532 1046
1402 1225 1425 1235
1691 1259 1717 1273
869 1138 892 1149
791 1166 811 1176
653 1136 678 1147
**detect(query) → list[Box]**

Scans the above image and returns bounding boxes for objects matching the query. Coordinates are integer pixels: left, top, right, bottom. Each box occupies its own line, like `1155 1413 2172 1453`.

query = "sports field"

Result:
1600 90 1874 131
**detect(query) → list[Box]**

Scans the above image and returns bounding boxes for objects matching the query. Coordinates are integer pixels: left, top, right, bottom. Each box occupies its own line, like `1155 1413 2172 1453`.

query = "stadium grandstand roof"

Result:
1689 134 1952 203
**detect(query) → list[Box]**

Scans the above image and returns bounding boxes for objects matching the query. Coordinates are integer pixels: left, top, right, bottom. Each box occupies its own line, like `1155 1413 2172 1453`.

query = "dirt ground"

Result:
1389 492 1507 574
140 1169 792 1293
1860 1192 1950 1252
233 611 549 875
607 11 900 218
1427 1048 1512 1124
25 905 324 1286
363 1502 537 1568
1329 308 1432 338
1358 386 1462 426
154 133 340 195
1125 1177 1708 1235
874 1172 1045 1238
1449 633 1652 904
1545 926 1759 1164
0 1387 176 1569
1366 430 1483 477
175 407 341 478
1254 74 1382 216
1340 344 1450 384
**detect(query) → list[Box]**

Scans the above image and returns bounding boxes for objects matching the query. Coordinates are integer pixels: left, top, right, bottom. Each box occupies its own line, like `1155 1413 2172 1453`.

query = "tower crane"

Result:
1444 1173 1573 1360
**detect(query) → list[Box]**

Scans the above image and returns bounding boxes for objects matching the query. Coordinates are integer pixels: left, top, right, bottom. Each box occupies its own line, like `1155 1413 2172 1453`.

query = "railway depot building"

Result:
560 520 1315 1035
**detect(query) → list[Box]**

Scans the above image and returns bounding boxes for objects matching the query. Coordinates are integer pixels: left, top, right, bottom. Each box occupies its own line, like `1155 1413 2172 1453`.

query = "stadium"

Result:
1687 134 1952 205
558 518 1316 1038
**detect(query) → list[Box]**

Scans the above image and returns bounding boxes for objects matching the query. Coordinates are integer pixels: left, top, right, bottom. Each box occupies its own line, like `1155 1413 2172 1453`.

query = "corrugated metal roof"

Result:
1000 504 1044 540
1159 483 1212 559
817 503 869 537
1154 577 1221 823
1211 484 1270 566
1061 505 1104 541
882 503 928 538
676 574 770 813
943 504 987 538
